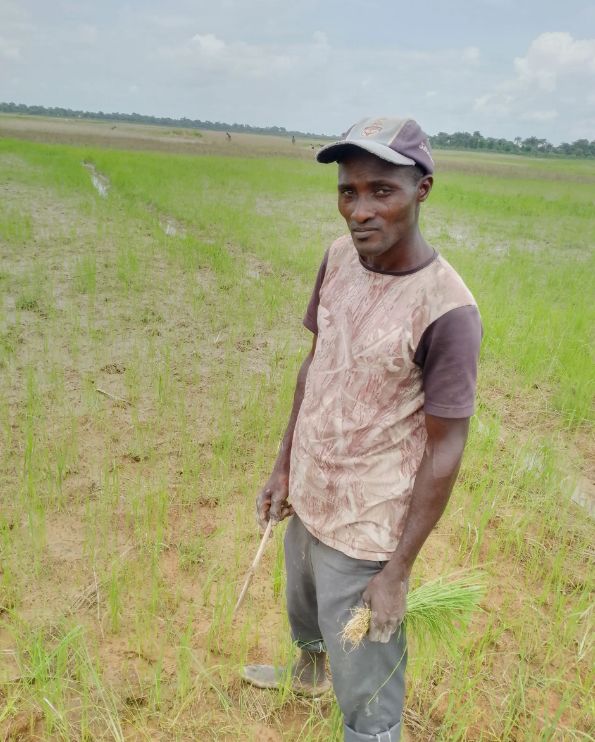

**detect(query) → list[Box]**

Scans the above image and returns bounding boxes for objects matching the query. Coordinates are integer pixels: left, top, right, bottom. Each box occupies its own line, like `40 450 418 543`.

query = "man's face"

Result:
337 149 433 259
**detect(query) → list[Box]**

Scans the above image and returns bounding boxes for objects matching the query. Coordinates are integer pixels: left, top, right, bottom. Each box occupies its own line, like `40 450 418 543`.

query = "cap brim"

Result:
316 139 416 166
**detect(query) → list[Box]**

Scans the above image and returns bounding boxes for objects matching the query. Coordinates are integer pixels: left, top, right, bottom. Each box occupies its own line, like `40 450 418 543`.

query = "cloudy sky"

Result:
1 0 594 142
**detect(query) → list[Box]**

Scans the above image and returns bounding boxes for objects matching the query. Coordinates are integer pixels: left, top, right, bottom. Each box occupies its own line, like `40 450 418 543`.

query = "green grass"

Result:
0 137 594 741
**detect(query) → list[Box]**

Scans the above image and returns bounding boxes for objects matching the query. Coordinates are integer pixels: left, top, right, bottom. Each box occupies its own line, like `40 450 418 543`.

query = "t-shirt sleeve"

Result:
414 305 483 418
303 249 329 334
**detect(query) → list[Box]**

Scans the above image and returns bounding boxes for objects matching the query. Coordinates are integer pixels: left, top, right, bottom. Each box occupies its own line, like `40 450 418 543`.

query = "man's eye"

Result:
341 189 354 196
376 188 391 195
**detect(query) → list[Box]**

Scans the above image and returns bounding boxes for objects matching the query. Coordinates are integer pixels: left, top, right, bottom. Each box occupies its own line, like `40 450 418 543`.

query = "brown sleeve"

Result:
414 305 483 418
303 248 329 334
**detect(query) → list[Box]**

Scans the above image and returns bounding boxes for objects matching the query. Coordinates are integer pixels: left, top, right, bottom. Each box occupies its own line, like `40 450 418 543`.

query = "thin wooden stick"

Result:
96 387 131 405
233 520 274 616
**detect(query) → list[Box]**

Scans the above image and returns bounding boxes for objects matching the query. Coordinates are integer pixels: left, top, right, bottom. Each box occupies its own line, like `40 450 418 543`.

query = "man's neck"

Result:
359 228 433 273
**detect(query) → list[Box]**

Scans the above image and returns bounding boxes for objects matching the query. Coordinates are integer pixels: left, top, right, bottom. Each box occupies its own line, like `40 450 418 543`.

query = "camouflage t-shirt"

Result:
289 235 482 561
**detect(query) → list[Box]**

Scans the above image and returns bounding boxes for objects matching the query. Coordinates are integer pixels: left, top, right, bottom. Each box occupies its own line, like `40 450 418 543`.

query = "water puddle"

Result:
570 477 595 519
476 417 595 520
160 221 186 238
83 163 109 197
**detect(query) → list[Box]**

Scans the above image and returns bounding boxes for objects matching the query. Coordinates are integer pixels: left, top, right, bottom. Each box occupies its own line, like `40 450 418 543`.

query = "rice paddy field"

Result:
1 121 595 742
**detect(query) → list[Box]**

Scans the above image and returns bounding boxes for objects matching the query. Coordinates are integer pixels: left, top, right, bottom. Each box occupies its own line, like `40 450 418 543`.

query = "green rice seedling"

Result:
0 562 19 614
202 563 224 607
178 534 207 571
108 565 123 633
74 640 126 742
176 606 194 699
405 572 486 655
0 206 34 246
271 527 285 600
15 291 40 311
73 254 97 294
177 527 224 573
0 327 19 369
341 571 486 656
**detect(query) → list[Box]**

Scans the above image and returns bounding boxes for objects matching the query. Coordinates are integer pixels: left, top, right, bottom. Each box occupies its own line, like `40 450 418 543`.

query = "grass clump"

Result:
177 529 223 572
15 292 39 311
178 535 207 571
342 572 486 655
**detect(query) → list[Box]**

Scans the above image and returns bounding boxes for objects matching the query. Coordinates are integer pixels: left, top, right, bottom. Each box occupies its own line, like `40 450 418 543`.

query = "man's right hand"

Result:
256 472 294 531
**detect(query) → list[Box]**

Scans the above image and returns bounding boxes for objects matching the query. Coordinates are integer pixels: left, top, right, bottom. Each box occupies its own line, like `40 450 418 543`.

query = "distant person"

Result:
242 117 482 742
292 136 296 144
226 132 232 142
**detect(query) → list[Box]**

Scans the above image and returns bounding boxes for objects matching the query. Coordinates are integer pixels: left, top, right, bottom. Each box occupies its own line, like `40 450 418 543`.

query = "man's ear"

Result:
418 175 433 203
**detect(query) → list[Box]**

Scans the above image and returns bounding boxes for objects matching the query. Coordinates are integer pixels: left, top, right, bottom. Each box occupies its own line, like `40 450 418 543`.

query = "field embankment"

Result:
1 137 594 741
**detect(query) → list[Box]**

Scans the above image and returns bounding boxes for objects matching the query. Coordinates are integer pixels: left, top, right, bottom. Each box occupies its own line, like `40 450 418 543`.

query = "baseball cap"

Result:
316 116 435 175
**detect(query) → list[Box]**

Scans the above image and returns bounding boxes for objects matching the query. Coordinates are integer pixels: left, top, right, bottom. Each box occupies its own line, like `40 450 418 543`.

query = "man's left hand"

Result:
362 568 408 643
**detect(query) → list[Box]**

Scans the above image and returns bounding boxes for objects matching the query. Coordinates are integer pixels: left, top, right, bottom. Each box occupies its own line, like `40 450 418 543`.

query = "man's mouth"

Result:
351 228 379 239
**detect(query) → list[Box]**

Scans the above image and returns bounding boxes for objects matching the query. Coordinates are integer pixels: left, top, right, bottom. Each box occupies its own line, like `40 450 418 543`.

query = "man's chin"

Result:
351 235 387 258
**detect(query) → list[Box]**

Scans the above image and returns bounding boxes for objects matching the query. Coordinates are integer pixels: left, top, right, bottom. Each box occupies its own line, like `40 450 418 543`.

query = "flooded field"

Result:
1 131 594 741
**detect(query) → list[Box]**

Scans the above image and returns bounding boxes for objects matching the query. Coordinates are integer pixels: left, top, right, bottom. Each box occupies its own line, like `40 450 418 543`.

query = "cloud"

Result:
192 33 226 55
1 0 593 142
519 109 558 122
473 32 595 138
513 32 595 91
462 46 480 65
158 30 330 82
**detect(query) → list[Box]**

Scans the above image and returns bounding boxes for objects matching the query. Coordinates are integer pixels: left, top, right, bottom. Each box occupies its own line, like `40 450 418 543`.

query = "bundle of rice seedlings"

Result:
342 606 373 648
341 571 486 655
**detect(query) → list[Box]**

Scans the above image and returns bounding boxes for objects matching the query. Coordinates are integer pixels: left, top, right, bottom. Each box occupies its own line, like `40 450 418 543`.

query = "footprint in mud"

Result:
245 723 281 742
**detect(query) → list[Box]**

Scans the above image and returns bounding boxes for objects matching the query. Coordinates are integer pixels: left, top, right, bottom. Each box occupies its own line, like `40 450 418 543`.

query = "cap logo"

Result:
361 120 383 137
419 142 434 165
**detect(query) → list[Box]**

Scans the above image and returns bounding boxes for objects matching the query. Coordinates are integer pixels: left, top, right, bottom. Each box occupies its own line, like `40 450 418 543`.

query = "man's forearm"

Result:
362 415 470 641
386 415 470 578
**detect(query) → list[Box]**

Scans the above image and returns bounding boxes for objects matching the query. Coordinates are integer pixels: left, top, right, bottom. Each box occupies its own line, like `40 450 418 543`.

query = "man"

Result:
241 117 482 742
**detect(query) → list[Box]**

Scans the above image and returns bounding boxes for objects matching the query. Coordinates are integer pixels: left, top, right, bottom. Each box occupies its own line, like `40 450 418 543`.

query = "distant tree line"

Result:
0 102 337 140
429 130 595 159
4 103 593 158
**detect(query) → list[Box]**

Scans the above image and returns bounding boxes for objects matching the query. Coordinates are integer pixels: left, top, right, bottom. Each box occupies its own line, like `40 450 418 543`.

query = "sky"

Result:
1 0 594 143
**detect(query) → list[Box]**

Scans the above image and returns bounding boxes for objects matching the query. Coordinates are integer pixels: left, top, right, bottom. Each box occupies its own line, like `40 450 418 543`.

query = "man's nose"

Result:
350 196 375 223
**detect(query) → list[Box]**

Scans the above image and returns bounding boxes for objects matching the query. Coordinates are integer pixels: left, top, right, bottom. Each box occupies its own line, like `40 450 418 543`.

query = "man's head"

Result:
317 116 434 259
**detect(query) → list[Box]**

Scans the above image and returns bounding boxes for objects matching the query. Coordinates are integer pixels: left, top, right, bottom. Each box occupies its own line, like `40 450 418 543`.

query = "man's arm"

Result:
256 335 317 530
362 413 470 643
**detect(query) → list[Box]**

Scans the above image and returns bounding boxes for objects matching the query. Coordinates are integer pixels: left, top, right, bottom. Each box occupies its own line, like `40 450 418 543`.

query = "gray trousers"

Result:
285 515 407 742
